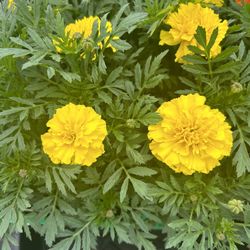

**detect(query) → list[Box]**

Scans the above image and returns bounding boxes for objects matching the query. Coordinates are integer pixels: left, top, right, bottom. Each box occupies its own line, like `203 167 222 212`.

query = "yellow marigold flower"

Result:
41 103 107 166
54 16 117 54
148 94 233 175
159 3 228 63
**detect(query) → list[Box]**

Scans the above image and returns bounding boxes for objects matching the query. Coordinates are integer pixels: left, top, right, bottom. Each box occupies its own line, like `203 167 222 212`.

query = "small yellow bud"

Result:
228 199 244 214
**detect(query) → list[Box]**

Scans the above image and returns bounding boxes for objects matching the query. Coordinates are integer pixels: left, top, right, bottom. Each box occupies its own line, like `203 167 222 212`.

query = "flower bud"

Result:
216 232 225 241
126 119 137 128
228 199 244 214
231 81 243 93
73 32 82 40
82 39 94 51
19 169 27 178
190 194 198 203
105 209 114 218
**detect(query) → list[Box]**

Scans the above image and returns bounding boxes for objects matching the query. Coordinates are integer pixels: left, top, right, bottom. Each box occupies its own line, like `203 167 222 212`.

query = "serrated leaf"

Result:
49 237 74 250
130 177 148 199
207 27 218 52
114 12 147 36
47 67 55 79
106 66 123 85
82 228 91 250
45 214 58 247
52 169 66 195
103 168 122 193
0 48 30 59
194 26 207 49
120 177 129 203
139 112 161 126
126 145 145 164
131 211 149 233
128 167 157 176
109 39 132 51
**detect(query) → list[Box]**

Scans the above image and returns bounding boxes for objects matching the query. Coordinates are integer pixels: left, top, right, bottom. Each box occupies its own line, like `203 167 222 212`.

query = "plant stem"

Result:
72 218 95 238
51 189 59 214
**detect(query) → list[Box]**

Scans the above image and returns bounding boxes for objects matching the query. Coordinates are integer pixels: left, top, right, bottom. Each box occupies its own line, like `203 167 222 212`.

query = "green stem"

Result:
12 179 24 207
117 159 131 180
51 189 59 215
188 208 194 233
208 59 213 79
72 218 95 238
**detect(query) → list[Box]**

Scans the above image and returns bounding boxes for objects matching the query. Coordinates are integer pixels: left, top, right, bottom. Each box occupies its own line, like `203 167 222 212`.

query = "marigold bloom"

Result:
148 94 233 175
41 103 107 166
159 3 228 63
54 16 117 54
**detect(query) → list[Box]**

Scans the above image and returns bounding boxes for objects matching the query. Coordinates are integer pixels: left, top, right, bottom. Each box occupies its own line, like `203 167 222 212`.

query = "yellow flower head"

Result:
41 103 107 166
148 94 233 175
54 16 117 54
159 3 228 63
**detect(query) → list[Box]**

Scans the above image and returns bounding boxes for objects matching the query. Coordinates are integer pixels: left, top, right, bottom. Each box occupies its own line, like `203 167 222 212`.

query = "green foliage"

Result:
0 0 249 250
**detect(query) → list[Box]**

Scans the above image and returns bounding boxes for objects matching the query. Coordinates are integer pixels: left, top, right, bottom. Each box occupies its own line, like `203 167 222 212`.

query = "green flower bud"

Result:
73 32 83 40
190 194 198 203
19 169 27 178
231 81 243 93
105 209 114 218
216 232 225 241
126 119 137 128
228 199 244 214
82 39 94 51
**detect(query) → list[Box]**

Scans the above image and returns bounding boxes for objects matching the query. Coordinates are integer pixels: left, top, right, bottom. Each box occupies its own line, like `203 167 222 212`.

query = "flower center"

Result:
63 132 76 144
175 122 202 147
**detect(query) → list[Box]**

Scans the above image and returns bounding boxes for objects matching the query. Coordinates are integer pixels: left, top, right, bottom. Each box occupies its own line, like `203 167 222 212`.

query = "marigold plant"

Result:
0 0 249 250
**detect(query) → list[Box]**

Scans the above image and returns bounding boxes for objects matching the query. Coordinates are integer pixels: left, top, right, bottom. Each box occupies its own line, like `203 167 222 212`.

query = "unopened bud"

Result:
126 119 137 128
105 210 114 218
82 39 94 51
73 32 83 40
228 199 244 214
190 194 198 203
231 81 243 93
216 232 225 241
19 169 27 178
